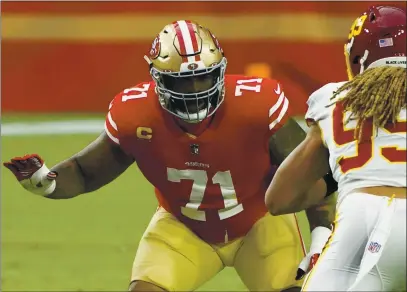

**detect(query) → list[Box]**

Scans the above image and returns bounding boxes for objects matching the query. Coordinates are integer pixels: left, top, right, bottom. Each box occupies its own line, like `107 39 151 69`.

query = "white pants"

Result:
302 193 406 291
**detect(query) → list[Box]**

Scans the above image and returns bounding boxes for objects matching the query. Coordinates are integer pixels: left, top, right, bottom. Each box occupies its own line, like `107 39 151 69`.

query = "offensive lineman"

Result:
4 21 336 292
265 5 406 291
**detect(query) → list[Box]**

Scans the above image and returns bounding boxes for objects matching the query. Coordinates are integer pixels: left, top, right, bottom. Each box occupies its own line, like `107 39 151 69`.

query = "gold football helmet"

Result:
144 20 227 123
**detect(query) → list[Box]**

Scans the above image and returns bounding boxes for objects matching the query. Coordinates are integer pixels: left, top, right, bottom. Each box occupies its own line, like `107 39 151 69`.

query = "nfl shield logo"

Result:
190 144 199 155
368 241 381 253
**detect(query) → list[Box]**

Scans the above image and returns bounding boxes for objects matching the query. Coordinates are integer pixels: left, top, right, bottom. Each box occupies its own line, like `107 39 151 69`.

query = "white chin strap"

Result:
176 107 210 123
359 50 370 74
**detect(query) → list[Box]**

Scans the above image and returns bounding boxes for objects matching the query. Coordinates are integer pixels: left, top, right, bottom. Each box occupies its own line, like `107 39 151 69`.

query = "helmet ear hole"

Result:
353 55 361 64
369 12 376 22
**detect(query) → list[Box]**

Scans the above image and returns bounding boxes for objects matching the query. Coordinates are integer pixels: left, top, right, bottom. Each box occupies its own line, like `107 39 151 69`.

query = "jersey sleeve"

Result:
104 81 153 145
104 94 122 145
264 78 292 135
305 81 347 127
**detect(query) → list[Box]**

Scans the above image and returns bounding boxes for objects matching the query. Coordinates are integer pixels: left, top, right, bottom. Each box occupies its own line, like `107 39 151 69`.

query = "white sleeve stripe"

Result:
104 122 120 145
269 91 285 117
107 112 118 131
269 97 289 130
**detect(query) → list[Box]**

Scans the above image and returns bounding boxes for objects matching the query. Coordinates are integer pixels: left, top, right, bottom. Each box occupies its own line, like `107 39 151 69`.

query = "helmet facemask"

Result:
152 58 227 123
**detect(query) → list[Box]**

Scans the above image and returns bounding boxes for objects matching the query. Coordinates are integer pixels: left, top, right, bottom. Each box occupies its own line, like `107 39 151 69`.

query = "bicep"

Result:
74 132 135 192
278 123 330 189
265 123 330 214
49 131 134 198
265 123 330 213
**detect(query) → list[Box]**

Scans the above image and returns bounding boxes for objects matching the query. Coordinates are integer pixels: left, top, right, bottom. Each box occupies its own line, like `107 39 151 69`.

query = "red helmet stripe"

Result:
173 21 188 63
175 20 200 63
186 20 201 62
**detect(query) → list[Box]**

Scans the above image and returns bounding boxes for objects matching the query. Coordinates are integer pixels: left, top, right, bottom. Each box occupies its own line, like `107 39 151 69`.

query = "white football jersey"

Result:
305 82 406 202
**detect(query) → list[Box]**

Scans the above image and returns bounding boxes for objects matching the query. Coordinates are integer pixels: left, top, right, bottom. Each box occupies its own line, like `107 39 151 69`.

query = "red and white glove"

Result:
295 226 332 280
3 154 57 196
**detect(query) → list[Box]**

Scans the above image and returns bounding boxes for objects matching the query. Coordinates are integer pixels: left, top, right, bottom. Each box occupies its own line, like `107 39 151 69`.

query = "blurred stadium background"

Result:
1 1 405 291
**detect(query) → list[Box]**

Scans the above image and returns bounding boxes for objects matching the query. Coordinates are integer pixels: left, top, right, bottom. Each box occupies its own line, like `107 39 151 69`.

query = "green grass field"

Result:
1 116 311 291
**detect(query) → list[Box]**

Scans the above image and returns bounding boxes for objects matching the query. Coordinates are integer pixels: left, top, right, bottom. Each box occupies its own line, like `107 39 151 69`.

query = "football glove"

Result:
295 226 332 280
3 154 57 196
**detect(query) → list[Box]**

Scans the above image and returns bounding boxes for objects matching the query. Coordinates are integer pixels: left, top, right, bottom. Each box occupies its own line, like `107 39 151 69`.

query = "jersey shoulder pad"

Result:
105 81 154 145
225 75 290 134
109 81 154 110
224 74 281 101
305 81 347 125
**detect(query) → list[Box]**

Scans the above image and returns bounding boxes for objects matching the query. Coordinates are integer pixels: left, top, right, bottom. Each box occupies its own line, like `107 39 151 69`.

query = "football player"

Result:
265 6 406 291
4 20 336 292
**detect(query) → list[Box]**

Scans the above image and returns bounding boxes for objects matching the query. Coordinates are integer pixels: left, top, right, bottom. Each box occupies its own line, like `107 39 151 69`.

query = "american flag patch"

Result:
368 241 382 253
379 38 394 48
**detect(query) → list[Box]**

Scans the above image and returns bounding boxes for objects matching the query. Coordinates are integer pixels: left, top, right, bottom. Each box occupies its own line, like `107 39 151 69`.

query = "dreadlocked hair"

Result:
330 66 406 141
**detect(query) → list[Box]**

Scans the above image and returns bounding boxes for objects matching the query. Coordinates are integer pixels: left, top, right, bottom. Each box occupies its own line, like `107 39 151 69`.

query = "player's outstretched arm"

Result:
3 132 135 200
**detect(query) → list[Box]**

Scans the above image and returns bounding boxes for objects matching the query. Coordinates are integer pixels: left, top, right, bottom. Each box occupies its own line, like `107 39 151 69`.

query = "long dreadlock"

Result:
330 66 406 141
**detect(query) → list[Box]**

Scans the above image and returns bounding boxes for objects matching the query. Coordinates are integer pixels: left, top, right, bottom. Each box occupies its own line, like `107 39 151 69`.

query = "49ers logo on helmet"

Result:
149 35 161 59
187 63 199 70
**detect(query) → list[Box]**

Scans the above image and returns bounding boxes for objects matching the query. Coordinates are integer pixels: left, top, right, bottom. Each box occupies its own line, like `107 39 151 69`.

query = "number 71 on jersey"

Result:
167 168 243 221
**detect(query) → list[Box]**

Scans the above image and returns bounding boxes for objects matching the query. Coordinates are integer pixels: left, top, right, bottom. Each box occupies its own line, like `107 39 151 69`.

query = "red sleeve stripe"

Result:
294 213 307 256
173 21 188 63
269 92 290 131
174 20 200 63
186 20 201 61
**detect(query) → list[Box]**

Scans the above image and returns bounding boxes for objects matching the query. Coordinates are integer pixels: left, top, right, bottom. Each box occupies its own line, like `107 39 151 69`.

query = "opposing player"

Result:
4 21 336 292
265 5 406 291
